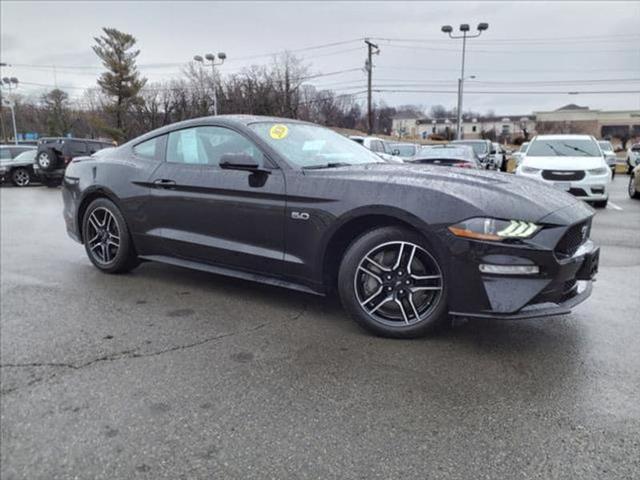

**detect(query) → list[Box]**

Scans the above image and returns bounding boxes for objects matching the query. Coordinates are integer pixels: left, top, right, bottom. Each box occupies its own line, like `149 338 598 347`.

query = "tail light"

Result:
453 162 474 168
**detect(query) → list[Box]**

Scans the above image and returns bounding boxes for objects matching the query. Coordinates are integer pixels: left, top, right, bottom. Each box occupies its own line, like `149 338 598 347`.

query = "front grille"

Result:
542 170 585 181
555 220 590 257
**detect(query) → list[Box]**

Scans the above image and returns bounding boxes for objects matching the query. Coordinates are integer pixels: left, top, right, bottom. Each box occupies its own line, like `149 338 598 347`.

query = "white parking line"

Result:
607 201 623 211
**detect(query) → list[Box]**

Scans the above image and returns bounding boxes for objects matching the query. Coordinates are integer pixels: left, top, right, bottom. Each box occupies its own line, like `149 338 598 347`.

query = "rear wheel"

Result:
629 175 640 199
10 167 30 187
82 198 140 274
338 227 447 338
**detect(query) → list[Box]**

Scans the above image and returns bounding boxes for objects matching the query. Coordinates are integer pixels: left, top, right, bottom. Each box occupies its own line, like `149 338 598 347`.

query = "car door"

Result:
146 125 286 276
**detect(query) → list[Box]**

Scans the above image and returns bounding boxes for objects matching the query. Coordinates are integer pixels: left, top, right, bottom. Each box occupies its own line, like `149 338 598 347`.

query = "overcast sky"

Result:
1 1 639 115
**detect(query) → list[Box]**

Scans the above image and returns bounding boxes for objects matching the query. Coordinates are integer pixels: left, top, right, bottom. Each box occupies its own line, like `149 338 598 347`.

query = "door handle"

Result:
153 179 176 189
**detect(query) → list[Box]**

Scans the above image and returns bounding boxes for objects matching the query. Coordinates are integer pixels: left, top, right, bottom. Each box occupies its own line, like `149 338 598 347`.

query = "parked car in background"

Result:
389 142 421 161
33 137 115 186
598 140 617 178
63 115 598 338
0 144 36 161
0 148 37 186
407 145 480 169
629 165 640 199
512 142 530 167
516 134 611 208
349 136 403 163
627 143 640 174
451 139 494 169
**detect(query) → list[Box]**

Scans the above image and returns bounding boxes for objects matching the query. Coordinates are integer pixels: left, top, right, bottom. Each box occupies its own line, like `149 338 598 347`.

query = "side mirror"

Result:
393 149 400 156
490 149 497 155
219 153 262 172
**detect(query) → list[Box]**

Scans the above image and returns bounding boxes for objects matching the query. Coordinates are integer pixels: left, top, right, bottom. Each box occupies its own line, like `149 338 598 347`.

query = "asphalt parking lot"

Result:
1 177 639 479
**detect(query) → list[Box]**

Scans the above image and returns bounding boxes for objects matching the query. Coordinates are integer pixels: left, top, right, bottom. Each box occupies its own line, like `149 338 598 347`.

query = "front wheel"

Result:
338 227 447 338
11 167 31 187
82 198 140 274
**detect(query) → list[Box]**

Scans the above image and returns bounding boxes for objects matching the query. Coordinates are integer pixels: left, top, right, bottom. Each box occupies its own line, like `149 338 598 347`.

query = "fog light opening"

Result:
479 264 540 275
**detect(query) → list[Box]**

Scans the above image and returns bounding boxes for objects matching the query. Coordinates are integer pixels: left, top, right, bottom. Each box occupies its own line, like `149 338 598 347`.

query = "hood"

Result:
308 163 584 224
522 155 606 170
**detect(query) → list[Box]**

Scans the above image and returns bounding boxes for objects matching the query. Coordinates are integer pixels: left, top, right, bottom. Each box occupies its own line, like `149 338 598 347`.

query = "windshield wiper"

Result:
302 162 353 170
562 143 593 156
544 142 567 156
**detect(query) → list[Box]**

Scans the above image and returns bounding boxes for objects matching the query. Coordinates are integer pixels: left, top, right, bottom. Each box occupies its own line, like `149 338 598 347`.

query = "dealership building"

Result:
391 104 640 143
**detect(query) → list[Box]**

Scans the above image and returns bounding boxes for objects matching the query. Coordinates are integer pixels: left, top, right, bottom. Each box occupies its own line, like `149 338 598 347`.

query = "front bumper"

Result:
444 223 598 320
517 170 610 201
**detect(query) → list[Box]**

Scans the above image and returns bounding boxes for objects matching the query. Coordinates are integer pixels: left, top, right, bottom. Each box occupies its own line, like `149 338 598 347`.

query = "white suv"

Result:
627 143 640 174
515 134 611 208
349 136 403 163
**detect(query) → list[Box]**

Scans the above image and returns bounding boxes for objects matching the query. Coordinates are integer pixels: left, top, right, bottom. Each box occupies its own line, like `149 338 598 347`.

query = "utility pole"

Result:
364 39 379 135
441 23 488 140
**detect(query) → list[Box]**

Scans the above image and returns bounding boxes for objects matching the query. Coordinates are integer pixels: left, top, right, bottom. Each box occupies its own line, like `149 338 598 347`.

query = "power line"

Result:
369 33 640 45
373 88 640 95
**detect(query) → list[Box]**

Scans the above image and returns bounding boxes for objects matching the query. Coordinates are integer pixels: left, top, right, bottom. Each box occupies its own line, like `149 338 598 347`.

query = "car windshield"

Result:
453 141 487 155
392 144 417 156
12 150 36 162
417 146 473 160
249 122 384 168
527 138 601 157
520 142 529 152
598 141 613 152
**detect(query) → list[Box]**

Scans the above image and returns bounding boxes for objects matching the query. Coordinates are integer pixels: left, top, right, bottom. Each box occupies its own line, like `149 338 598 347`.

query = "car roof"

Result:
128 114 314 146
39 137 113 143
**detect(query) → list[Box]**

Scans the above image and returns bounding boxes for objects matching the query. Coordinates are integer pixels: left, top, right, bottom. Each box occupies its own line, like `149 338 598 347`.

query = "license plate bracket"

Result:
553 182 571 191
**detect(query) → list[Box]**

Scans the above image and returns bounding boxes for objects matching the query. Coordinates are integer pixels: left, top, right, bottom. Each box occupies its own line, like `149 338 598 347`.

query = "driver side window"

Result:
166 127 262 167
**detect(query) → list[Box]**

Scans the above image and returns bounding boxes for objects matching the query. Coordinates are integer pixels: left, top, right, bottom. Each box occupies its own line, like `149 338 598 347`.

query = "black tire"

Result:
10 167 31 187
36 148 58 172
82 198 140 274
338 226 447 338
611 168 616 180
42 177 62 188
593 199 608 208
629 175 640 199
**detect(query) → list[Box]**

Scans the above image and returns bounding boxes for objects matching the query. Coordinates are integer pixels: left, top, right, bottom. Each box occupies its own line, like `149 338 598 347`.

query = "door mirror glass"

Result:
220 153 260 171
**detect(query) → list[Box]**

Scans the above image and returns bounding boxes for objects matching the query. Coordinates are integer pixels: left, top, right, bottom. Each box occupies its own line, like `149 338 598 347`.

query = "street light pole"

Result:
1 77 19 144
441 23 488 140
194 52 227 116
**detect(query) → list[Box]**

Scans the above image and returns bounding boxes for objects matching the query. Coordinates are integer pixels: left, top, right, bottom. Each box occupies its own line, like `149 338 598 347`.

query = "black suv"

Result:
34 137 115 186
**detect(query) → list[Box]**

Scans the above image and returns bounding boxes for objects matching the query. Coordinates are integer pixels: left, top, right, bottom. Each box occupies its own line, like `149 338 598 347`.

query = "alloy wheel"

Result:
353 241 443 327
38 153 50 168
86 207 120 264
13 169 30 186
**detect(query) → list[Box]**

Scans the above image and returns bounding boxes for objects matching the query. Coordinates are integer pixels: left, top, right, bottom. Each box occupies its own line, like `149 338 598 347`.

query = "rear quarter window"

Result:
133 135 165 160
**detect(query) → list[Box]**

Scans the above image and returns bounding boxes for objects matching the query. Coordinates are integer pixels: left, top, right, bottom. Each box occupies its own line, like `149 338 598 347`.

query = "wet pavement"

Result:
1 177 639 479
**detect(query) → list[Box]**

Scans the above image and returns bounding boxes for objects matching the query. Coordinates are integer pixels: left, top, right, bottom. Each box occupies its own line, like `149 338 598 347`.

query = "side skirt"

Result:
139 254 325 297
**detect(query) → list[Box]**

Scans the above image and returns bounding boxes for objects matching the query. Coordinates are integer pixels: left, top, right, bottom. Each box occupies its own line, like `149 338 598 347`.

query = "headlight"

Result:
588 167 608 175
448 217 541 241
521 166 541 174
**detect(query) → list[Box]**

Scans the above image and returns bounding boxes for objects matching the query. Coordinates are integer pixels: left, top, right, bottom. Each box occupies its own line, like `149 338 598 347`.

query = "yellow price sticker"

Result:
269 124 289 140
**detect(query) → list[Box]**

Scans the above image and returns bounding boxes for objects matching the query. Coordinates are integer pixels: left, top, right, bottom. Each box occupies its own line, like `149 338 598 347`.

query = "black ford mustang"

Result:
62 115 599 338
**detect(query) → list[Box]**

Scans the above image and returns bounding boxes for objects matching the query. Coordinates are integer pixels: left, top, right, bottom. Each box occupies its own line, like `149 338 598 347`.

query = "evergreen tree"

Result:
92 28 146 139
